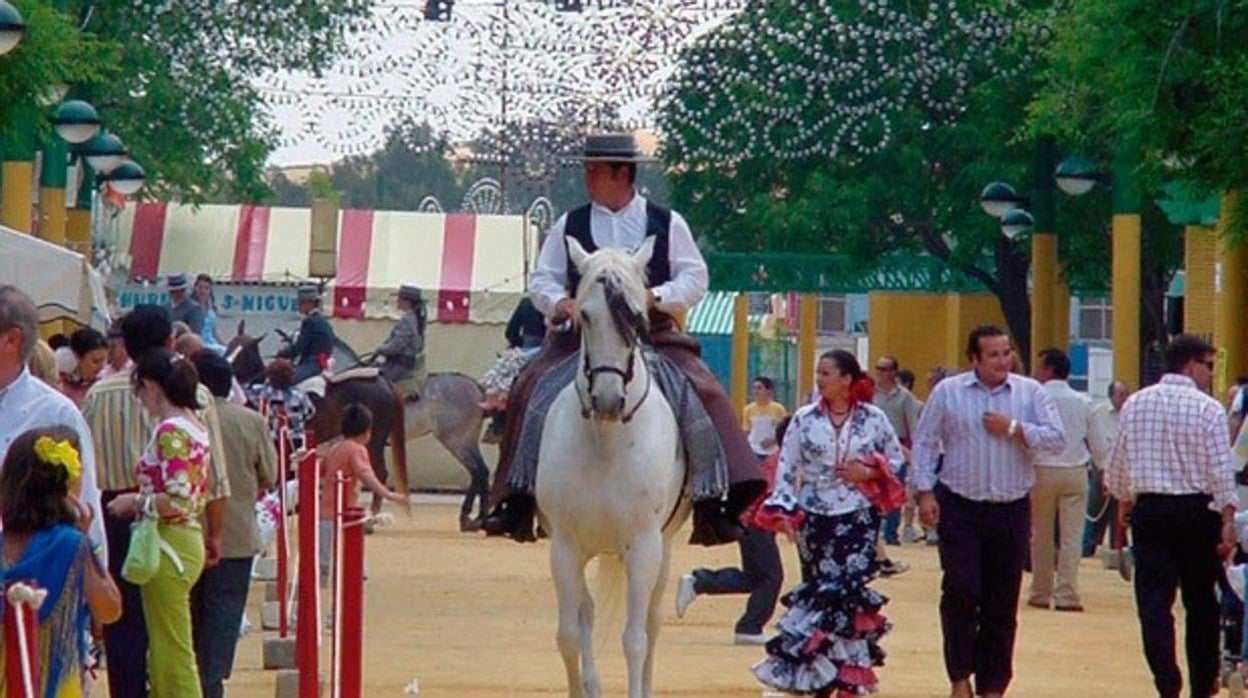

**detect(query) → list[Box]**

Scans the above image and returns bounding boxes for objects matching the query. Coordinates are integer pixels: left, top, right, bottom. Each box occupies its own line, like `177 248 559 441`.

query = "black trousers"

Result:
191 557 254 698
101 490 149 698
934 483 1030 695
1083 467 1119 555
691 528 783 635
1130 493 1222 698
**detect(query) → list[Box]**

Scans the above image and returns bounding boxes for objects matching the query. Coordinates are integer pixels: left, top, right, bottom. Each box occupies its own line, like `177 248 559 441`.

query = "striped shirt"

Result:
912 370 1066 502
1105 374 1237 512
80 371 231 499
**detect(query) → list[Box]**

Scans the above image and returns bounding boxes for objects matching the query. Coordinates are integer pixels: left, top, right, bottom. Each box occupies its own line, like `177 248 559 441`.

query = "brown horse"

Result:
227 321 490 530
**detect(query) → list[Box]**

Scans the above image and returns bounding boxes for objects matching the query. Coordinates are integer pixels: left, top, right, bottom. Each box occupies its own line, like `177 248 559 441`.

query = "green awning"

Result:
685 291 760 335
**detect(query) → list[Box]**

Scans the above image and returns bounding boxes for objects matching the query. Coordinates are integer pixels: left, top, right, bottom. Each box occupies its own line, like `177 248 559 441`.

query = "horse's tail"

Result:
591 553 627 655
390 391 410 497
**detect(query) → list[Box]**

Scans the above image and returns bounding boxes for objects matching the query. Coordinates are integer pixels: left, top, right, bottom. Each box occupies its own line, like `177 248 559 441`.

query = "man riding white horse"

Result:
482 133 765 545
374 284 427 399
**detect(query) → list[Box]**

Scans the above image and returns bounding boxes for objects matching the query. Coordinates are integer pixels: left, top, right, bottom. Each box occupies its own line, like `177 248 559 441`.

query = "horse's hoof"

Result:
459 515 481 533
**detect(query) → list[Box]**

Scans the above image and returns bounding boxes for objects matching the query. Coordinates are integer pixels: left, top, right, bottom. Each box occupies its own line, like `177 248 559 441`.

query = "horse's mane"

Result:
574 248 650 345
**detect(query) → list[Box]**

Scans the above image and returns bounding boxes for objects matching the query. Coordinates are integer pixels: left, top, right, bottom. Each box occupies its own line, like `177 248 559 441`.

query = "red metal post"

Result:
337 506 366 698
296 449 321 698
276 412 290 637
4 582 41 698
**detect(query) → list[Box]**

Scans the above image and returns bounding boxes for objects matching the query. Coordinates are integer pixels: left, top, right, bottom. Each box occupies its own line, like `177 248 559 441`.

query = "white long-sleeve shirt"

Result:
528 193 709 317
1035 379 1113 469
0 368 108 561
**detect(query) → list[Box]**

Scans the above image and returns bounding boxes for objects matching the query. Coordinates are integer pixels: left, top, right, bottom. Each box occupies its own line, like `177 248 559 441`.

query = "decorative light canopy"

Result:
659 0 1043 164
256 1 746 160
1000 208 1033 239
0 0 23 56
1054 155 1098 196
52 100 101 144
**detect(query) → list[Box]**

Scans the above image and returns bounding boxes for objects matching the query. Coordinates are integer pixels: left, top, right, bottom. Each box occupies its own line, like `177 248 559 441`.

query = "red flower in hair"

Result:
850 376 875 405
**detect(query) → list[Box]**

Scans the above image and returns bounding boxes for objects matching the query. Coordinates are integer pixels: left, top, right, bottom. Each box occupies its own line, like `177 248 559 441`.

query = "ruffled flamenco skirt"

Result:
752 506 889 697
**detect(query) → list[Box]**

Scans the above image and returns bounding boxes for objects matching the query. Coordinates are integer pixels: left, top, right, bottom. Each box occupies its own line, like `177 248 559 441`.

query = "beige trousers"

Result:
1029 465 1089 607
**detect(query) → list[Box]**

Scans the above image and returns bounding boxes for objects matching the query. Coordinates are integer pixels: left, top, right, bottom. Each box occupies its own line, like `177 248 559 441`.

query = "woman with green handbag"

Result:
107 348 212 698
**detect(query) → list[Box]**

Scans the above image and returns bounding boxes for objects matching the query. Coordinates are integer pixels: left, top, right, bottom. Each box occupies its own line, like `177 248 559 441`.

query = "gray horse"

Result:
227 321 491 531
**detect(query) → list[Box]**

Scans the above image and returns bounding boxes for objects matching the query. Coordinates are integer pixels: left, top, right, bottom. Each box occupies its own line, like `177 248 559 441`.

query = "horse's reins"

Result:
578 342 652 424
576 276 653 423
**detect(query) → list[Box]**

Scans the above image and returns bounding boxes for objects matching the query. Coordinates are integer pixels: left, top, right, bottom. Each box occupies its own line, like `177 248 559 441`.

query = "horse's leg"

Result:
550 534 594 698
623 531 663 698
641 540 672 698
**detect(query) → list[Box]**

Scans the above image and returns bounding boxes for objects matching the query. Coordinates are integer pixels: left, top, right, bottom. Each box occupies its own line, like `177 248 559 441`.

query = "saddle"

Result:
328 366 381 382
295 376 326 399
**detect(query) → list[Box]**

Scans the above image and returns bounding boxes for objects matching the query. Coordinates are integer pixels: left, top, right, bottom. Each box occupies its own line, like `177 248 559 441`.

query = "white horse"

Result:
535 237 689 698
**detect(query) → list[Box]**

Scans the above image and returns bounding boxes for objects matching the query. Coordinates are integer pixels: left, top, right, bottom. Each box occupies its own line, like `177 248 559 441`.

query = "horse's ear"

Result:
236 319 246 336
254 332 267 346
631 236 656 271
567 237 591 273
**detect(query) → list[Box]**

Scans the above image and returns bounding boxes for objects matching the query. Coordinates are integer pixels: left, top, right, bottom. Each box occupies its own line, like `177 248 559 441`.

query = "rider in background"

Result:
374 284 426 400
481 298 547 442
505 296 546 351
277 284 336 385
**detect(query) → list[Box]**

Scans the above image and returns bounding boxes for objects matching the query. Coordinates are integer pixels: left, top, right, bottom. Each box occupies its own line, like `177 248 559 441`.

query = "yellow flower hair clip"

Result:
34 436 82 483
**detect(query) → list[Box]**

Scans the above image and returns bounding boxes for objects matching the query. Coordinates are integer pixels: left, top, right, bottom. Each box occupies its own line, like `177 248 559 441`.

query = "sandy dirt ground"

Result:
100 496 1214 697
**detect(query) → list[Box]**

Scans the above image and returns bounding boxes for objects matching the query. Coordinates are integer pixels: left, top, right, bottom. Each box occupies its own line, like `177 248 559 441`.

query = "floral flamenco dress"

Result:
752 401 905 697
137 417 209 698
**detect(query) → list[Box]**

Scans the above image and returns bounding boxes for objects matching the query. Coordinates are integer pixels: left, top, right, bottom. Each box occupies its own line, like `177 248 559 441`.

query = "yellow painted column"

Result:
66 208 91 256
1031 233 1058 358
1111 214 1141 388
730 293 749 418
1217 195 1248 389
1185 225 1218 338
798 293 817 403
38 186 68 246
1053 277 1071 350
1 161 34 233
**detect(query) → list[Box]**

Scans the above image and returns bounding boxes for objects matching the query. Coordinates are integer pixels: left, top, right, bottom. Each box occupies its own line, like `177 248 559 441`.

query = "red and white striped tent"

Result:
115 203 537 324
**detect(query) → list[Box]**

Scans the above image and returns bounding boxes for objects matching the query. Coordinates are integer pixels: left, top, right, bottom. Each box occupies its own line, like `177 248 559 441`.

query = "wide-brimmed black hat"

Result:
573 133 656 163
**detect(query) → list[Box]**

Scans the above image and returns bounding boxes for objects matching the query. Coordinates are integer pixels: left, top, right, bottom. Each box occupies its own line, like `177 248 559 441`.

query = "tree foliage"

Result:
0 0 116 154
74 0 372 203
658 0 1111 362
1030 0 1248 233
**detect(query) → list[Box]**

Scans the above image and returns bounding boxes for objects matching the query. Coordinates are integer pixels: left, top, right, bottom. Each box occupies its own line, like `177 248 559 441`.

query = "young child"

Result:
0 427 122 697
318 403 407 579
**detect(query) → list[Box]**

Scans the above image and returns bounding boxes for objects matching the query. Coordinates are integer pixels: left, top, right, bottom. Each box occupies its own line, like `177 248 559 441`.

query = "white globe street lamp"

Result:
105 161 146 196
52 100 101 144
1000 208 1034 240
0 1 24 56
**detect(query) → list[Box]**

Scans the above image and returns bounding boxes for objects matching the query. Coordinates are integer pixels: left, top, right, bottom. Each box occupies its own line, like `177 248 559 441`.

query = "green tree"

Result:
0 0 116 152
74 1 372 203
1031 0 1248 231
329 119 465 210
658 0 1110 363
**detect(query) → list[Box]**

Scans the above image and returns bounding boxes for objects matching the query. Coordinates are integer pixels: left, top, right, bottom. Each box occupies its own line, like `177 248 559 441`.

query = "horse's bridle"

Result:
577 337 652 424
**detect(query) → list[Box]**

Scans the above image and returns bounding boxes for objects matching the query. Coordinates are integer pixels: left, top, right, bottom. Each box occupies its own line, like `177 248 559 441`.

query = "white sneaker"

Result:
733 632 767 646
901 526 919 544
675 574 697 618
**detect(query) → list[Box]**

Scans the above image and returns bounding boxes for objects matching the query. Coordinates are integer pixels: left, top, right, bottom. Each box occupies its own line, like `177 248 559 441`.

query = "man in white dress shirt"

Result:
0 285 107 557
482 133 764 545
1029 347 1112 612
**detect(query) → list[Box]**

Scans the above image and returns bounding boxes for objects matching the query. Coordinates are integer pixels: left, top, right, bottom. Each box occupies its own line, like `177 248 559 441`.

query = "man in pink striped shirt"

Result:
1106 334 1238 698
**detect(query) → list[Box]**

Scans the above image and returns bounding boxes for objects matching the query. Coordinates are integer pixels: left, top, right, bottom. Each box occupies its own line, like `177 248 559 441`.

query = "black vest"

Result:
563 201 673 296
